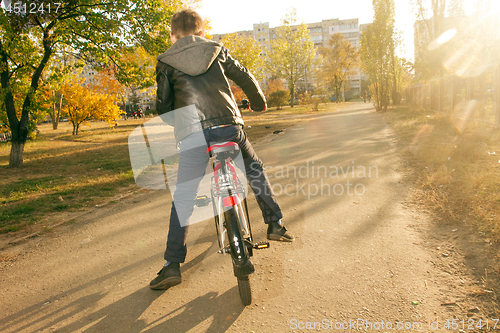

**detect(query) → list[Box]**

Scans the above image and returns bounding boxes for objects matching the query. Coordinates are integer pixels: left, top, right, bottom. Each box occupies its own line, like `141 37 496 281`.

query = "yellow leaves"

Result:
88 68 126 100
318 33 359 89
62 78 124 135
118 46 156 88
266 78 286 95
203 18 213 40
267 19 316 85
220 32 264 81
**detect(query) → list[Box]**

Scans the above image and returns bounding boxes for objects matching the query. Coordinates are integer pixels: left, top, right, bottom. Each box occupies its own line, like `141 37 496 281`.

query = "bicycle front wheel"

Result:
237 276 252 306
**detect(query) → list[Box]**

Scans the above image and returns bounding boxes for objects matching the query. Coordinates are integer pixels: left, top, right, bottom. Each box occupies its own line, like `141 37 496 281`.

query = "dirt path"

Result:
0 103 494 332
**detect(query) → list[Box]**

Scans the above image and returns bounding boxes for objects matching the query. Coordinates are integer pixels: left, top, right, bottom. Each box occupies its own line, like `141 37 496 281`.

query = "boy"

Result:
150 9 294 290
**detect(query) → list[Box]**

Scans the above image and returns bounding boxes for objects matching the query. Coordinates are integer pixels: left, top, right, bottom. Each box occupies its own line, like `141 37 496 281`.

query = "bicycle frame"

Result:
209 147 252 255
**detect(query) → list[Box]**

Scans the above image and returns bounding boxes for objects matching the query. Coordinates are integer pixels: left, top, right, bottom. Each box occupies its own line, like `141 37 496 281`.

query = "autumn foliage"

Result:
266 78 290 110
62 79 124 135
318 33 359 102
229 85 244 103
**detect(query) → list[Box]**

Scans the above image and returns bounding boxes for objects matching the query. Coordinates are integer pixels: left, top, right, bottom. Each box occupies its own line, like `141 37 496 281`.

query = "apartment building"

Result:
77 64 155 112
80 64 97 87
212 18 368 97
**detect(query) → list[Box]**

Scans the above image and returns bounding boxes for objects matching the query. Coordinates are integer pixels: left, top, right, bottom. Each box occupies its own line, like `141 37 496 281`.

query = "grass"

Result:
0 102 347 234
383 104 500 241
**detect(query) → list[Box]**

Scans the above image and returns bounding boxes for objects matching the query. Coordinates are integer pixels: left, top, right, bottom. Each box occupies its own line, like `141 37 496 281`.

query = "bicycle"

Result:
196 141 269 306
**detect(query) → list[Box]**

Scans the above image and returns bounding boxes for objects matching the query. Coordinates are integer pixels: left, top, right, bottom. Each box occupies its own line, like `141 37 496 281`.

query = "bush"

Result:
310 97 321 111
268 90 290 110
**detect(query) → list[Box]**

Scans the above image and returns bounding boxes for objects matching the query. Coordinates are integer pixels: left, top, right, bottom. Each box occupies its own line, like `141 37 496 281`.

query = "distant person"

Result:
150 9 294 290
240 99 249 109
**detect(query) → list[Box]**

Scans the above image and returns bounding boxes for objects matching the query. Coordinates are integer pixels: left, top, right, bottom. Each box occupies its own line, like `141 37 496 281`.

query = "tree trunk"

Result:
51 91 63 129
51 105 59 129
1 30 53 167
9 141 25 168
341 81 345 102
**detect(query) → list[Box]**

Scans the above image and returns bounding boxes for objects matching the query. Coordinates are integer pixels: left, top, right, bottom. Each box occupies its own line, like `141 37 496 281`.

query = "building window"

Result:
340 23 359 30
309 27 322 33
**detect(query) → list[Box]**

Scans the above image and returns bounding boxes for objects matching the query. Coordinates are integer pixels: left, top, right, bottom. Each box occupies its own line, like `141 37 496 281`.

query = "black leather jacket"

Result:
155 36 266 142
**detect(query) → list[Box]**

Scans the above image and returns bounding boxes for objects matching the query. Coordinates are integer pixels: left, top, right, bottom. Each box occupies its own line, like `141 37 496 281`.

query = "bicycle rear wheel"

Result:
237 276 252 306
224 207 251 266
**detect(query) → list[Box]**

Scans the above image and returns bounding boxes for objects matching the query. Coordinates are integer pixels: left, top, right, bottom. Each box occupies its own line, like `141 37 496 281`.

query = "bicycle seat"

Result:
206 141 239 155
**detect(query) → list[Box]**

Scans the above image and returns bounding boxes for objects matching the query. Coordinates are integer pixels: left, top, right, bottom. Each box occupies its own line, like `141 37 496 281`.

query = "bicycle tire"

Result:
237 276 252 306
224 207 249 262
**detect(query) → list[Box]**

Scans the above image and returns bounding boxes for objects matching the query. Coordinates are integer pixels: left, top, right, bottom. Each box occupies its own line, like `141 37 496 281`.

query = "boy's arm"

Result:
223 49 266 111
155 62 174 116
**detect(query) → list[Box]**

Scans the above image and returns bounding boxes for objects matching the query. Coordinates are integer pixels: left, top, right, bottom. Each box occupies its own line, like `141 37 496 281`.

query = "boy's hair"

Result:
170 9 204 39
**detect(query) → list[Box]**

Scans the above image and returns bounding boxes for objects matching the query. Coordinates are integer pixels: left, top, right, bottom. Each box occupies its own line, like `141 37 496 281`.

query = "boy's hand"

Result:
248 103 267 112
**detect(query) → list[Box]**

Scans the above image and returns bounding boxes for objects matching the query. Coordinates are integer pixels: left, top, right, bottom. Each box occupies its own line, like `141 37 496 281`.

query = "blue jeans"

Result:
164 125 283 263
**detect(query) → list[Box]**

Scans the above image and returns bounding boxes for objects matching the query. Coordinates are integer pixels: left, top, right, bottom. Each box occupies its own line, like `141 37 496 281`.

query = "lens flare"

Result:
428 29 457 51
437 29 457 45
452 100 477 132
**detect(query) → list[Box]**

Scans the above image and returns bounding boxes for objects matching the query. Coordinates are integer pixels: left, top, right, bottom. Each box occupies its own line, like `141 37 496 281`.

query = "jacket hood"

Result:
157 35 222 76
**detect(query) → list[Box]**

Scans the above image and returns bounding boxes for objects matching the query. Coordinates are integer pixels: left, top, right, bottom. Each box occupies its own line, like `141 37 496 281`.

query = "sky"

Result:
197 0 415 60
197 0 483 62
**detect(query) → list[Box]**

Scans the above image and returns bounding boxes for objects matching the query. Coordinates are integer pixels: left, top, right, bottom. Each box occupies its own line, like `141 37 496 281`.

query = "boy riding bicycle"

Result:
150 9 294 290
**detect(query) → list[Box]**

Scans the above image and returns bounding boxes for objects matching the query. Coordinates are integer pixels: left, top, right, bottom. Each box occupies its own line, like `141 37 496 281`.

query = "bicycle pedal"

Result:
253 241 270 249
195 195 211 207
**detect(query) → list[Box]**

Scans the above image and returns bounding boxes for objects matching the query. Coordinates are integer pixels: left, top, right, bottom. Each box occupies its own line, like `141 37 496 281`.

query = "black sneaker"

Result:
149 263 182 290
267 221 295 242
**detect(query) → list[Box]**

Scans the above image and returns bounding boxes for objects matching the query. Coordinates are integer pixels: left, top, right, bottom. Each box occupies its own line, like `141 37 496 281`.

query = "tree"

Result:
390 56 413 105
62 78 123 135
42 48 84 129
267 9 316 107
0 0 172 167
413 0 499 79
221 32 264 82
88 67 127 113
413 0 466 79
360 0 402 111
318 33 359 102
116 46 158 90
128 89 141 116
